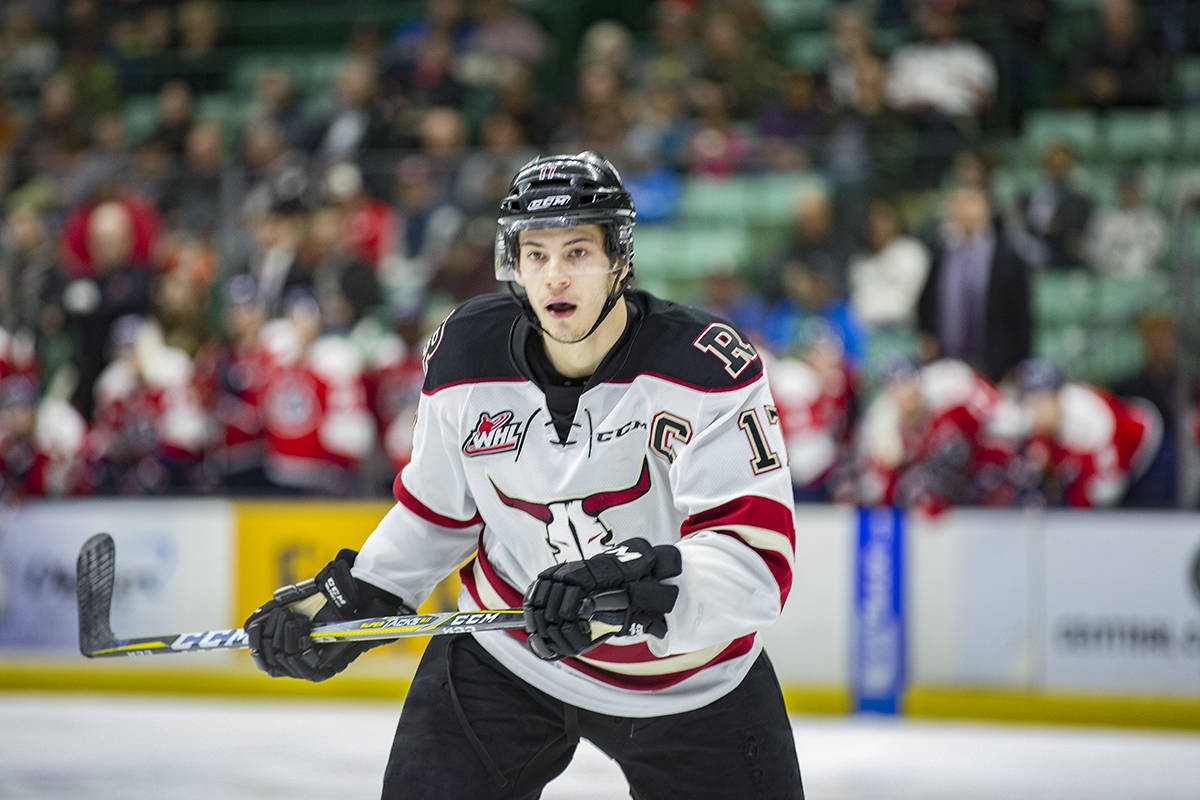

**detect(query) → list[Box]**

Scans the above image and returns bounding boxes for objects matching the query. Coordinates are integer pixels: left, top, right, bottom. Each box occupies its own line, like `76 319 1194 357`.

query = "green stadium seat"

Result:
1093 273 1169 321
785 32 833 72
677 177 753 225
677 227 752 277
1022 109 1098 158
1081 325 1143 384
1178 111 1200 156
1100 110 1175 160
121 94 160 144
1034 324 1088 372
760 0 832 28
1033 269 1093 327
1175 57 1200 104
631 225 683 279
990 165 1041 210
744 173 827 227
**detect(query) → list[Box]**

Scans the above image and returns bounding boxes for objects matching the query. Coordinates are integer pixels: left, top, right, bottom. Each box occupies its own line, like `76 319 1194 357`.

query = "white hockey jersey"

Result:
352 290 797 717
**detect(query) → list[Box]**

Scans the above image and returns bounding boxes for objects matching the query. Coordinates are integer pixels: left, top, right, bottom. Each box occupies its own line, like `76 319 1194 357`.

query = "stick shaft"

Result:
82 609 528 658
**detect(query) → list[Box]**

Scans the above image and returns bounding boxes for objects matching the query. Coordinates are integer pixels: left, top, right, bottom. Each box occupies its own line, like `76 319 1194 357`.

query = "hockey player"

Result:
1014 358 1162 508
768 319 857 501
245 152 804 797
856 356 1019 514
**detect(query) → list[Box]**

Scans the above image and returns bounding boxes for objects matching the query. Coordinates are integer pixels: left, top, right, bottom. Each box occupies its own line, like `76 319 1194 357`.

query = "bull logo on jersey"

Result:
463 411 522 456
489 458 651 562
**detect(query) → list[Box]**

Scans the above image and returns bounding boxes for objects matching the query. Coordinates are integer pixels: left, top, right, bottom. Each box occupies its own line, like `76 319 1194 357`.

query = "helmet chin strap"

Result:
508 265 629 346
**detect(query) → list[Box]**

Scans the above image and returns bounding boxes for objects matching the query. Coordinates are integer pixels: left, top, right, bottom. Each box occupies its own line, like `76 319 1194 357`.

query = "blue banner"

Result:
853 506 905 714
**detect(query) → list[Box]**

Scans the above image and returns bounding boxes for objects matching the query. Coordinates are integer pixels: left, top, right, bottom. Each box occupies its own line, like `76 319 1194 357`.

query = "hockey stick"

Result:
77 533 622 658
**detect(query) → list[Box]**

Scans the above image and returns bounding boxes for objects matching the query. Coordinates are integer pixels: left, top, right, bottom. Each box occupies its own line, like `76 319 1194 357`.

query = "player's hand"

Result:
522 538 682 661
244 549 411 682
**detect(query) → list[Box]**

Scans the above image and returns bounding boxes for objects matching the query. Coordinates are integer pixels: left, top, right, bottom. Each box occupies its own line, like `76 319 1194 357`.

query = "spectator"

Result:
251 68 312 152
147 80 196 161
697 10 772 117
321 160 396 270
0 373 90 499
827 4 877 107
769 322 858 500
1014 141 1093 270
551 63 634 164
312 55 395 167
161 122 226 236
699 265 770 348
823 55 915 220
68 113 133 208
1110 313 1186 507
154 238 218 355
242 190 312 319
463 0 548 73
176 0 226 94
193 275 273 490
918 186 1031 382
849 199 930 331
579 20 636 85
8 72 88 193
301 202 383 330
0 204 64 341
236 120 305 222
59 182 163 277
1085 169 1166 277
379 154 464 322
258 290 375 495
757 68 828 172
855 357 1020 514
392 30 466 113
416 106 469 199
681 78 751 176
0 2 59 104
884 0 996 184
454 111 535 214
1015 357 1163 507
91 315 212 494
61 201 154 419
1069 0 1164 108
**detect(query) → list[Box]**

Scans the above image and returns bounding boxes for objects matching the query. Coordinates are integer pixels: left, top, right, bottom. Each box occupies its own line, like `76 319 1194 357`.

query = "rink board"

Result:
1 499 1198 729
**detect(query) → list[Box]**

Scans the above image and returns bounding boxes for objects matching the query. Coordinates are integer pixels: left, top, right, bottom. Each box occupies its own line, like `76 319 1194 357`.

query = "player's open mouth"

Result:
545 301 577 319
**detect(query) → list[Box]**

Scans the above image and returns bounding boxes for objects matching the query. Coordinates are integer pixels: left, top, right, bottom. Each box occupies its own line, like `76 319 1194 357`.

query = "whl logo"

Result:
463 411 522 456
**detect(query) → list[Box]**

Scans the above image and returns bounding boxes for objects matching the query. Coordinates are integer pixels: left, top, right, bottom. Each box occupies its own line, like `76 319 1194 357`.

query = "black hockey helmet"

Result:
494 151 636 282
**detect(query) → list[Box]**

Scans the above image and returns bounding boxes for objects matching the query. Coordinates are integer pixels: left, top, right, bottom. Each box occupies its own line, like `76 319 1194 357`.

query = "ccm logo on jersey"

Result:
527 194 572 211
463 411 523 456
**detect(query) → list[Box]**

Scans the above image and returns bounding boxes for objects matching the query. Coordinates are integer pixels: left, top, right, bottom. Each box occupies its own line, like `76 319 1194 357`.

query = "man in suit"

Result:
917 186 1031 383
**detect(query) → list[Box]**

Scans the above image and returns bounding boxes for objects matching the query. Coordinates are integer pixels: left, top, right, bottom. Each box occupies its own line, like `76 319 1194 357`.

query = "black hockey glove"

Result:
244 549 411 682
523 538 682 662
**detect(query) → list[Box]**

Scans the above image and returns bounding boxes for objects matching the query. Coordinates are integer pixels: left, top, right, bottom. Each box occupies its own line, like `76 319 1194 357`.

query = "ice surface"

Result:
1 692 1198 799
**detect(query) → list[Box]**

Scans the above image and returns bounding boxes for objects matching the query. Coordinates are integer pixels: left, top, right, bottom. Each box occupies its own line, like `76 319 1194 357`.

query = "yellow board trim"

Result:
2 663 1198 732
904 685 1200 732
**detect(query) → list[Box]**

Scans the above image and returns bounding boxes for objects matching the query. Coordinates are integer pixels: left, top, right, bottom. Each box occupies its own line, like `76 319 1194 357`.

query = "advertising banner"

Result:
234 501 463 658
907 509 1038 687
1041 512 1200 695
0 500 233 654
853 506 905 713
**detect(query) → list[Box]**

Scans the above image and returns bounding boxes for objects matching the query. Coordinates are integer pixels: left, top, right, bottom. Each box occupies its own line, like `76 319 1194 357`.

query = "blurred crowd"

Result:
0 0 1197 508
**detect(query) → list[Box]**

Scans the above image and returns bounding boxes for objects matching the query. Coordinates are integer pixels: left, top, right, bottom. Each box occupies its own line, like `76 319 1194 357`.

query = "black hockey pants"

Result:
381 634 804 799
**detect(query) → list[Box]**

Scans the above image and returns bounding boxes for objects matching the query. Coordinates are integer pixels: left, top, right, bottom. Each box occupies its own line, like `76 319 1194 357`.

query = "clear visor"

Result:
494 212 628 281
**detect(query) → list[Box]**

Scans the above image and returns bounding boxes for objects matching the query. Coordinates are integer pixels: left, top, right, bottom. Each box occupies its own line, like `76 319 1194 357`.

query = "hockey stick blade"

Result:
77 533 118 658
